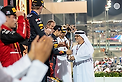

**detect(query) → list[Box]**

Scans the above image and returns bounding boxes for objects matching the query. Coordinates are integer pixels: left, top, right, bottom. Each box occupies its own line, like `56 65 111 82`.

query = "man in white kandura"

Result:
68 30 94 82
55 28 72 82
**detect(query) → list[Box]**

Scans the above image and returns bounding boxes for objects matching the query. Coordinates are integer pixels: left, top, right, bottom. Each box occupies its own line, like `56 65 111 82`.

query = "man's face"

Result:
55 30 61 37
6 15 17 29
61 32 66 37
75 34 84 43
47 22 55 33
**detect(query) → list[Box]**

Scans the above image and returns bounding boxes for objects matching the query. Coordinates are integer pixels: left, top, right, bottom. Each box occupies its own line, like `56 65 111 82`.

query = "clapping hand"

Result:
28 35 53 63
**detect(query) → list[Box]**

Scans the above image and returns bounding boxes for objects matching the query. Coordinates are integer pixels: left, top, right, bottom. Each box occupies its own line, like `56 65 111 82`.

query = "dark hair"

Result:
7 15 10 18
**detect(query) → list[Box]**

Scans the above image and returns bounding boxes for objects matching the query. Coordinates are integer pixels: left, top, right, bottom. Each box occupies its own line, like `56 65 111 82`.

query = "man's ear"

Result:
40 6 43 9
47 24 49 28
6 16 9 22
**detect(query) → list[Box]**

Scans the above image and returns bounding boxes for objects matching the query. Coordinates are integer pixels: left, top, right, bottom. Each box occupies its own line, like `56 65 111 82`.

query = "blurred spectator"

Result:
103 65 110 72
94 57 122 73
114 56 117 64
119 56 122 64
95 60 99 66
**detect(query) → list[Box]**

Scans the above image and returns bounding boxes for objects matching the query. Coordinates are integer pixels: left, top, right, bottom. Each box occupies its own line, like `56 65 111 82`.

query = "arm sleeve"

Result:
16 16 26 39
3 55 31 79
1 16 27 45
12 60 48 82
0 68 13 82
25 18 30 39
0 60 48 82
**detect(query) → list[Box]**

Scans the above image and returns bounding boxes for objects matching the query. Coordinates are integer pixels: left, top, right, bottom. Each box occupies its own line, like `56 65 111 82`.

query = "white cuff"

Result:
3 55 31 78
20 60 48 82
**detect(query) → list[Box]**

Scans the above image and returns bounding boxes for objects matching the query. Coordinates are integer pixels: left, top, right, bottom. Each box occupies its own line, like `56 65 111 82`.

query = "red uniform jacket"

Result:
0 16 30 67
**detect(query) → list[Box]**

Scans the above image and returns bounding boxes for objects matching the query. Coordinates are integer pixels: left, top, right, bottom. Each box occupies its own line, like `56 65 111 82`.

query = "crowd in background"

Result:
94 56 122 73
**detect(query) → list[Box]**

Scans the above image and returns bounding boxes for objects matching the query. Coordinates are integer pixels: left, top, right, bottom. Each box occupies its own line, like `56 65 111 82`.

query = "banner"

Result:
4 0 8 7
29 0 32 13
16 0 27 14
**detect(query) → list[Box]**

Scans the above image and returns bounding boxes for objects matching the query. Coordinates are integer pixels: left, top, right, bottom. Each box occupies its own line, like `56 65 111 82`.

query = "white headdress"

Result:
0 11 6 26
75 30 94 56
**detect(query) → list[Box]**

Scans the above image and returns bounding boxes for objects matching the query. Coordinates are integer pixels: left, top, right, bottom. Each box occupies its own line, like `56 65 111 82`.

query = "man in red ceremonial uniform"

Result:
0 5 30 67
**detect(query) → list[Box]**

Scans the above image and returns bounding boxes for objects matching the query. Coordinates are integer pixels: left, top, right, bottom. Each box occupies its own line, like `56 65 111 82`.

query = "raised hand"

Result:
16 11 24 17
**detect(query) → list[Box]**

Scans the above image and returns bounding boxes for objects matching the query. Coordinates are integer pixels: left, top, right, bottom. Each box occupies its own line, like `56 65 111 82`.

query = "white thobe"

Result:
55 37 72 82
0 55 48 82
72 43 94 82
